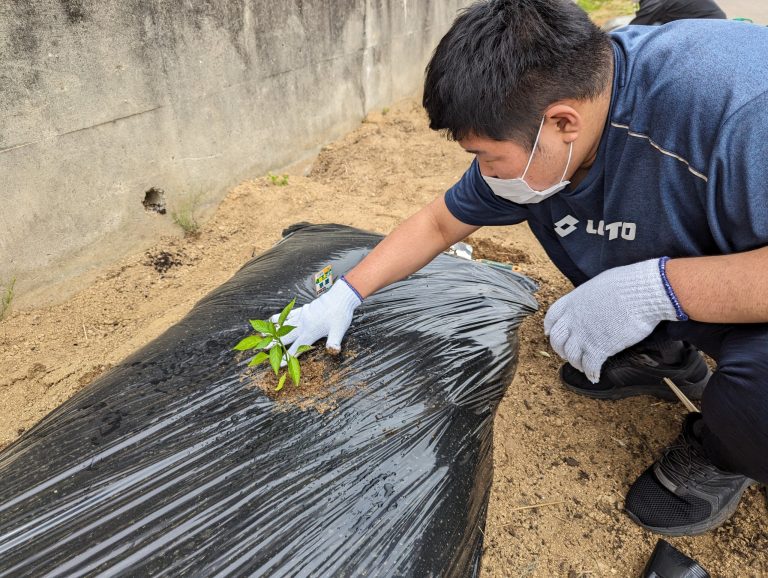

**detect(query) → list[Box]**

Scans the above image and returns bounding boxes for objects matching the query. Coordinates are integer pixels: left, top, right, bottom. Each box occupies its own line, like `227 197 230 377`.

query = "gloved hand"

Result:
271 276 363 356
544 258 680 383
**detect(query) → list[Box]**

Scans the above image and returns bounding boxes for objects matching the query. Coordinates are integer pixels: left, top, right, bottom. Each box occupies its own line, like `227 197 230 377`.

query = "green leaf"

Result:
249 319 271 334
266 321 277 336
269 345 282 375
247 352 269 366
275 373 287 392
277 324 296 337
288 356 301 386
255 336 274 349
233 335 263 351
278 298 296 326
295 345 313 356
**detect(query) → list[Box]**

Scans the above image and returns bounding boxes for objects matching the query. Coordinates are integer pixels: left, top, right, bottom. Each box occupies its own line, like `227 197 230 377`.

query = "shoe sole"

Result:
560 366 711 401
625 478 757 536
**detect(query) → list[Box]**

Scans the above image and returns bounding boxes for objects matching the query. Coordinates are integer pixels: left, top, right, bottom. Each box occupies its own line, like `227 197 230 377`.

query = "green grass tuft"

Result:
577 0 636 23
172 194 203 238
267 172 289 186
1 276 16 320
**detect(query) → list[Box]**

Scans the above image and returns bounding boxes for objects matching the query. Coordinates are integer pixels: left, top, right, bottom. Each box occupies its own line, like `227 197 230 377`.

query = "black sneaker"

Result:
560 341 710 400
625 413 756 536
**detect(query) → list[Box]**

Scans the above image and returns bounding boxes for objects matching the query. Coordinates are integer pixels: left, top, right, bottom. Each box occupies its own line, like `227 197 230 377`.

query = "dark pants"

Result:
649 321 768 483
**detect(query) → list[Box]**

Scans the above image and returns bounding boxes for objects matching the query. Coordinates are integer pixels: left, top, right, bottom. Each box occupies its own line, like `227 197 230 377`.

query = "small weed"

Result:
234 299 312 391
382 107 390 115
172 193 202 238
267 172 289 186
1 276 16 320
577 0 636 21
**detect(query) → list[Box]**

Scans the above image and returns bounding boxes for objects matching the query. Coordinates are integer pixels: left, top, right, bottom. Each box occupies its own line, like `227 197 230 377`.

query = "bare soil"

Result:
1 98 765 576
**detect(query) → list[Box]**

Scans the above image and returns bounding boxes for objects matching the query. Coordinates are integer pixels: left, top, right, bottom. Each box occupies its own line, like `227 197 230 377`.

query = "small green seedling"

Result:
381 107 390 115
267 172 289 186
172 193 202 238
233 299 312 391
1 276 15 320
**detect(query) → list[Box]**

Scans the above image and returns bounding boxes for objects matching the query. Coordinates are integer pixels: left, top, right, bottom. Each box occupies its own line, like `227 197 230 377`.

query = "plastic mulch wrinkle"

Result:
0 223 538 577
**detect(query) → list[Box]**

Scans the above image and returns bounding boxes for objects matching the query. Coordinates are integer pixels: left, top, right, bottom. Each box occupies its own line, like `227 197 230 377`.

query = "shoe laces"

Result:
657 431 714 489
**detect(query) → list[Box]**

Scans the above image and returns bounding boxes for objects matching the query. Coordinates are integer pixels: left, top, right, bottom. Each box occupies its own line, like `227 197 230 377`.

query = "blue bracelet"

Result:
658 256 688 321
340 275 364 302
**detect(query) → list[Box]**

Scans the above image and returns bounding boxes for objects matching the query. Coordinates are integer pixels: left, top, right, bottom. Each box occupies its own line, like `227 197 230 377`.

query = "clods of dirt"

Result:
144 250 184 274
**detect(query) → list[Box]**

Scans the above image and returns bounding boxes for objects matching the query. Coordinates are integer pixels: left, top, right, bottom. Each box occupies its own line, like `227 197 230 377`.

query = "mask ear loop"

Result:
520 115 546 181
560 141 574 182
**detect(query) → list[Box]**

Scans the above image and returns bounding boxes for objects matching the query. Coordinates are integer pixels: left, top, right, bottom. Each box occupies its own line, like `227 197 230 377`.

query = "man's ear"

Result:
545 102 581 143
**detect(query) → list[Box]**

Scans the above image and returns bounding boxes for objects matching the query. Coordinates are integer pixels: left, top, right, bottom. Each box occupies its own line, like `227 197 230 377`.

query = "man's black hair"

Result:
423 0 613 148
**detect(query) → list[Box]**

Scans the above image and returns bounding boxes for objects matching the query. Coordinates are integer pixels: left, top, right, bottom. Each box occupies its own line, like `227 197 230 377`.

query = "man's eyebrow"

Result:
463 149 485 155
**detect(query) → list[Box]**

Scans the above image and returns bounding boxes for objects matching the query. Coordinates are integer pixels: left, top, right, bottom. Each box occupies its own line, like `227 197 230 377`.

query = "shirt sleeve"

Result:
707 93 768 254
444 159 529 226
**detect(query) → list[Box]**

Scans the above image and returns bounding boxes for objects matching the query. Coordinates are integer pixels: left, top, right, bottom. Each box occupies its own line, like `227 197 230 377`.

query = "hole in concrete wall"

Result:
142 188 167 214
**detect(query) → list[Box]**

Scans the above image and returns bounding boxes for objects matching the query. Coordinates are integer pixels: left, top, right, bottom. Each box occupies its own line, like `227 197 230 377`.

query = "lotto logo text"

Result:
554 215 636 241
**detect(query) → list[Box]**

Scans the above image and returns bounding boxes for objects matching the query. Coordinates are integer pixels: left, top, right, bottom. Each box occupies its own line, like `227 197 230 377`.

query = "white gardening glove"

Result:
271 277 363 356
544 258 682 384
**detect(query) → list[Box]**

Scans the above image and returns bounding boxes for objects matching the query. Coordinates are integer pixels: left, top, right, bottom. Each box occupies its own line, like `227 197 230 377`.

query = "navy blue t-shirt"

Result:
445 20 768 286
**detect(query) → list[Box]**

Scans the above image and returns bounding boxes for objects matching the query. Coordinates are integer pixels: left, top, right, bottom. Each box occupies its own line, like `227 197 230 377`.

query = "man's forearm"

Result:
344 196 479 298
666 246 768 323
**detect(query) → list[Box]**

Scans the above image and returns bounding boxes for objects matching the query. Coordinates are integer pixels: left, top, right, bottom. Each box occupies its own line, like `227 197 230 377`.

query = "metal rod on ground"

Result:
663 377 700 413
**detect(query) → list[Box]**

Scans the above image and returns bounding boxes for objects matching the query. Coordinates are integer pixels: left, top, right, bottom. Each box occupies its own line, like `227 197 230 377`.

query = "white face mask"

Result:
482 116 573 204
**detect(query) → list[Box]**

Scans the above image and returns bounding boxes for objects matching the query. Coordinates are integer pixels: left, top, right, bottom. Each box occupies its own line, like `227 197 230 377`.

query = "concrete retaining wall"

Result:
0 0 470 305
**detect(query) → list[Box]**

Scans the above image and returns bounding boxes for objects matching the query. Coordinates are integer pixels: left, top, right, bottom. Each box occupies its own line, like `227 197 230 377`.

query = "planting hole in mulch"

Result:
239 347 362 412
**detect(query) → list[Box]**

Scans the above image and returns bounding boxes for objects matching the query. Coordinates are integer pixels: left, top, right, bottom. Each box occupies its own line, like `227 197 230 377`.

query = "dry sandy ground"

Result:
1 98 766 576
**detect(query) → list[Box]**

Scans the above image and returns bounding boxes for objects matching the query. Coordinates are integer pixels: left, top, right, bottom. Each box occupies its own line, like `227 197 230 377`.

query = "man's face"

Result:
458 123 574 190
